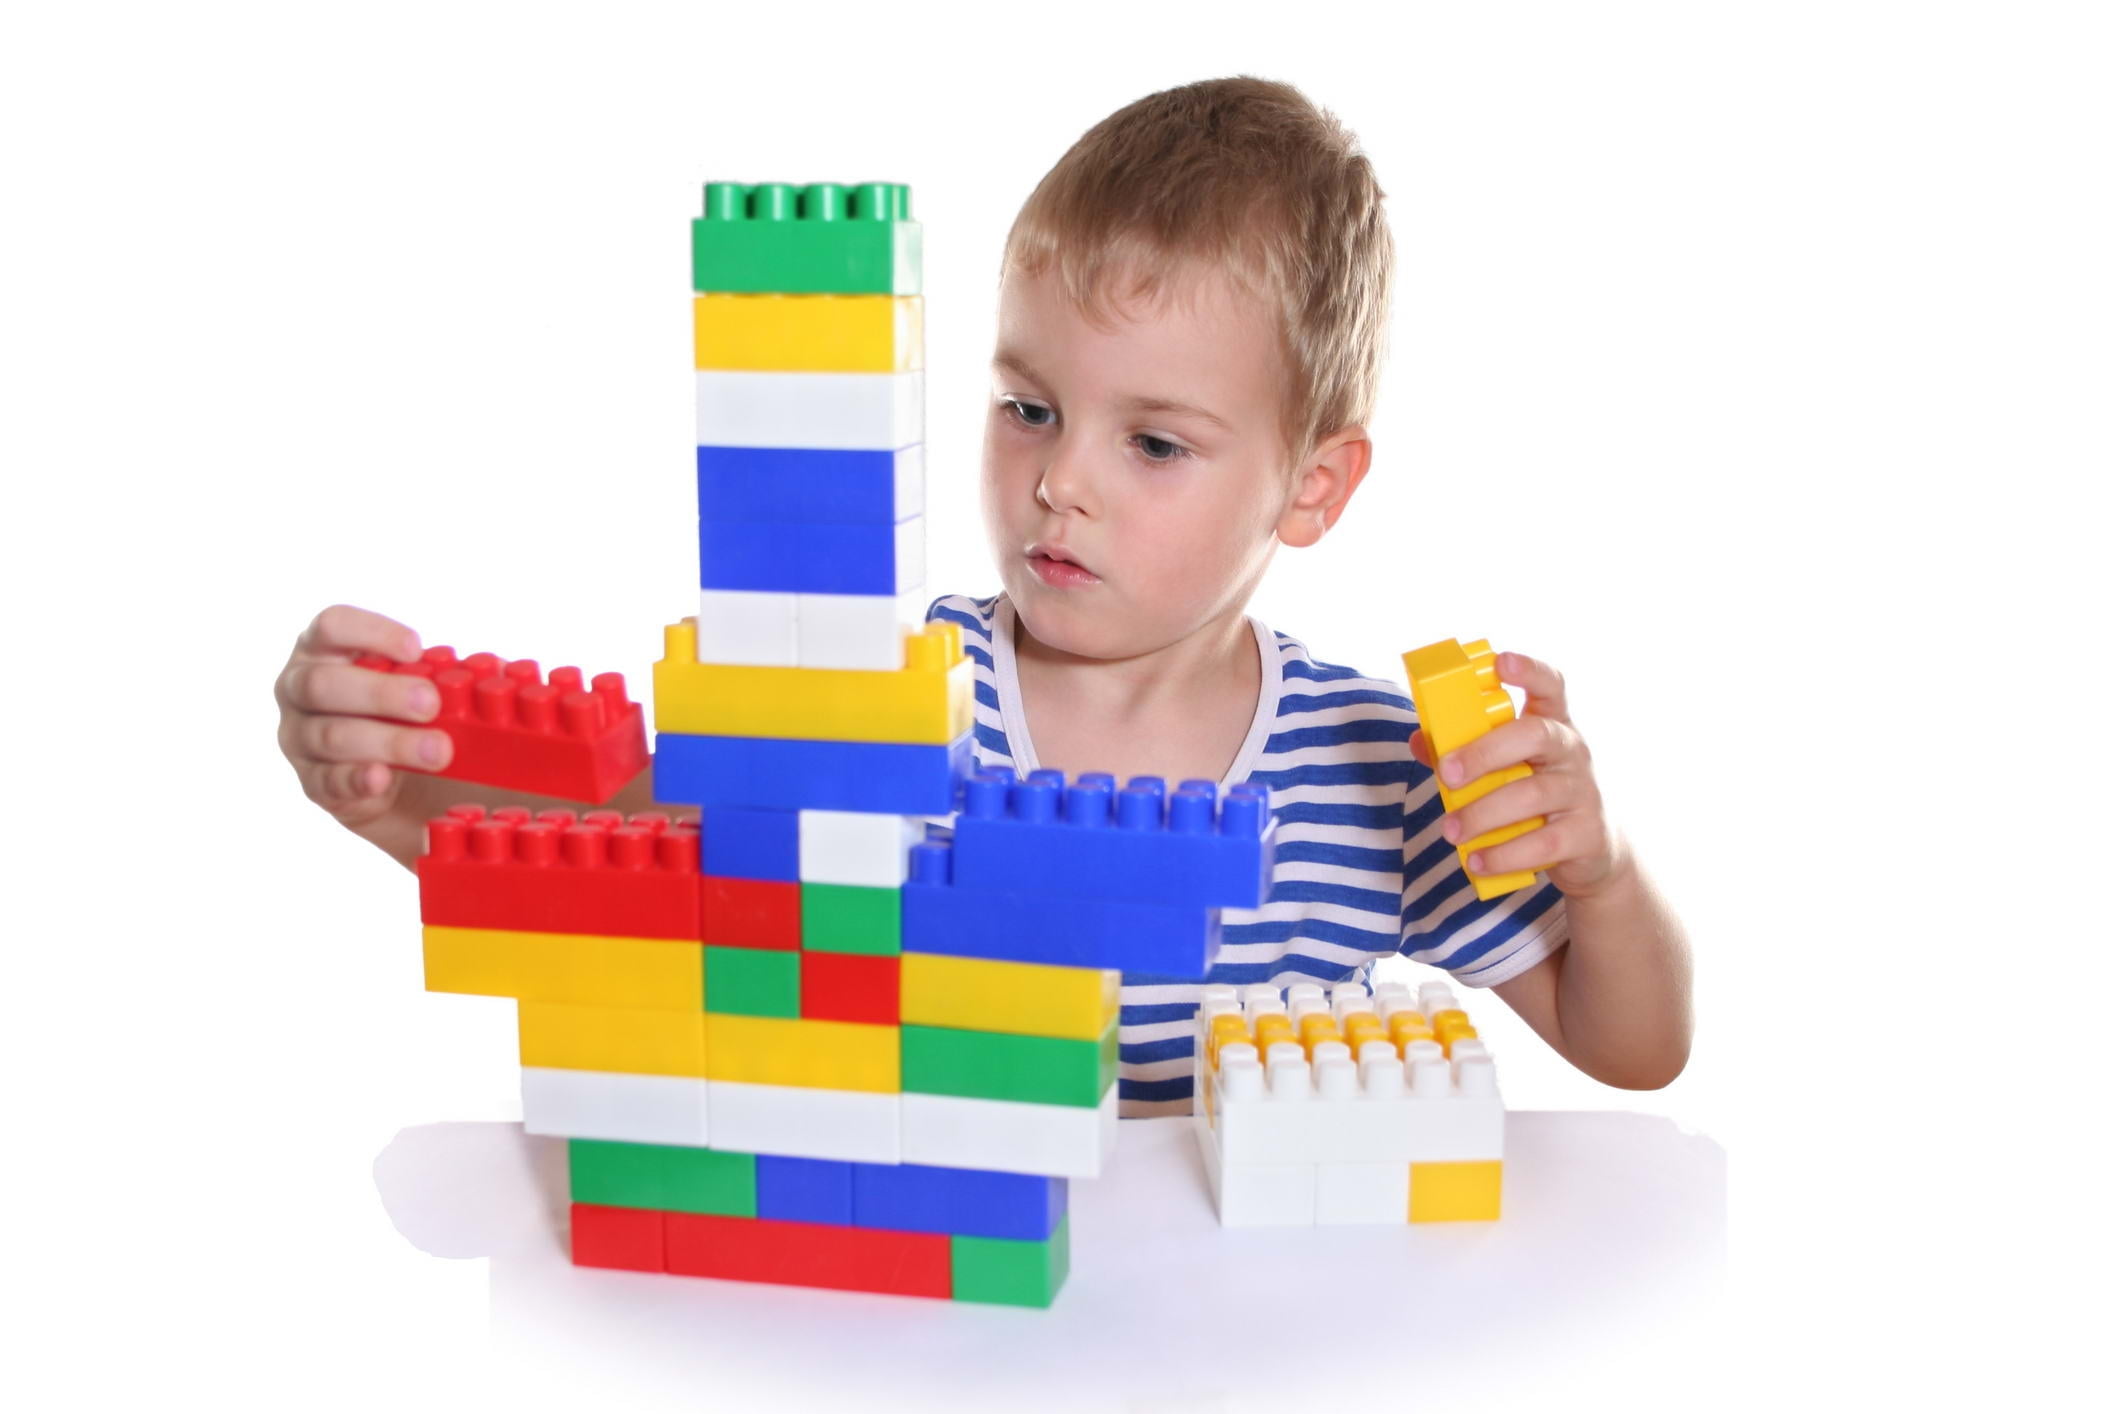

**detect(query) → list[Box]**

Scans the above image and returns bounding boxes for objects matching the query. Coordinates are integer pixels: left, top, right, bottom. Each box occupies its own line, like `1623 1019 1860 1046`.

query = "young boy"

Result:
276 77 1691 1117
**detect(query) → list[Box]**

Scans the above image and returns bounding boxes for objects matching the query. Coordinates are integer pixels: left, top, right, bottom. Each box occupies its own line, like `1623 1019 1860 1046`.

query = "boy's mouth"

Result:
1027 543 1100 589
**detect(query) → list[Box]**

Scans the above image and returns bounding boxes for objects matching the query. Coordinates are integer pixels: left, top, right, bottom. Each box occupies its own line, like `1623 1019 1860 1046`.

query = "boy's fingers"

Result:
305 760 396 815
277 658 439 721
296 604 423 664
1408 728 1433 769
287 713 452 770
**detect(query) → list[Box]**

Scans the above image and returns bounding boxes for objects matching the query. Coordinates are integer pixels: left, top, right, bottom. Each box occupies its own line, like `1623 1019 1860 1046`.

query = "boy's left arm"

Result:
1411 652 1693 1090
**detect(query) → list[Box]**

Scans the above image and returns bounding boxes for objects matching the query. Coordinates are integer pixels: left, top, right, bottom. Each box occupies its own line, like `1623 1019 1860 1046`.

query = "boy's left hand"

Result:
1408 650 1626 901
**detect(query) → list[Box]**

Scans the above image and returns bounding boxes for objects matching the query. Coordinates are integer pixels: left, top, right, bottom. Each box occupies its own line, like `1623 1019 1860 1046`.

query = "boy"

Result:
276 77 1691 1117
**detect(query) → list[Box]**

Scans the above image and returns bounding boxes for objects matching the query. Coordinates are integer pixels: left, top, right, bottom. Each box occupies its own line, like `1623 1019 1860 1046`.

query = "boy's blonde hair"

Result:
1003 76 1394 467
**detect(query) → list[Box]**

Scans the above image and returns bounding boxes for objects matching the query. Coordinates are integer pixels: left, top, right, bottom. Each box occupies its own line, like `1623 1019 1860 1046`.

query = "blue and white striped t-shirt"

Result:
925 592 1572 1118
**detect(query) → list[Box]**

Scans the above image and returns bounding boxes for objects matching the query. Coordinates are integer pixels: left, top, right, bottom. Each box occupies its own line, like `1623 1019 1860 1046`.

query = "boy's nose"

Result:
1034 442 1099 517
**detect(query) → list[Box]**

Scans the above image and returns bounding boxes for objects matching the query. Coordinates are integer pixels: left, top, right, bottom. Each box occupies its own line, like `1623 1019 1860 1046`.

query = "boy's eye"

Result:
1003 398 1053 428
1134 434 1190 463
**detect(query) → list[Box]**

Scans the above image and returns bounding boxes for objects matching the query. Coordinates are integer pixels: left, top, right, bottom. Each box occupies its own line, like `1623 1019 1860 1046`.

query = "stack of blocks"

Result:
1192 977 1505 1226
409 181 1279 1307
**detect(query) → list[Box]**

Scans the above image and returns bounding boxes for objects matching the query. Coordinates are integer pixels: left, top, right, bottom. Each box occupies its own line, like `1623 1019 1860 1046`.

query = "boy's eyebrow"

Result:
992 349 1234 433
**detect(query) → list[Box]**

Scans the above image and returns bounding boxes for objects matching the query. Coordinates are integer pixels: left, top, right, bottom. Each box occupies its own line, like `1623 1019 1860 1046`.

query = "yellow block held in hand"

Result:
1402 637 1546 900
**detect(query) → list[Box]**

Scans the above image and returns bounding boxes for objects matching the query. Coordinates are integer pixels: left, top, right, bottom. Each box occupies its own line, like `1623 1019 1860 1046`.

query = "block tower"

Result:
402 181 1278 1306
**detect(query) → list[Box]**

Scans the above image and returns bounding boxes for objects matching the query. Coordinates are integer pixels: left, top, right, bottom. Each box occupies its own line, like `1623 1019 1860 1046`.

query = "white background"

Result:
5 0 2114 1408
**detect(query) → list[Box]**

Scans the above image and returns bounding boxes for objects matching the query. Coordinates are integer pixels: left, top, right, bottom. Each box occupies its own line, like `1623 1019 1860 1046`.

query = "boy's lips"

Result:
1027 543 1100 588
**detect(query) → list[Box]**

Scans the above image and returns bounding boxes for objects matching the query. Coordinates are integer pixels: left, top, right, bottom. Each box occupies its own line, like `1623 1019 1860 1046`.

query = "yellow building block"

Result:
899 954 1120 1041
423 926 703 1010
1402 638 1546 899
518 1001 707 1077
692 293 922 372
703 1013 899 1093
654 618 972 744
1408 1160 1504 1222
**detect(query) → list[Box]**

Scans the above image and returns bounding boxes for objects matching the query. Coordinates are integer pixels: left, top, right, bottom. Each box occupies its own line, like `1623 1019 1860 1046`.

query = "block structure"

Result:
1191 978 1505 1226
402 178 1284 1309
1402 638 1545 900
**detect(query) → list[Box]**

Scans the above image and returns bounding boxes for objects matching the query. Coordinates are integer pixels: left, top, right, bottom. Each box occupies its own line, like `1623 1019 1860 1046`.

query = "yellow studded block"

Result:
1408 1160 1504 1222
423 926 703 1010
693 292 922 372
654 618 972 745
1298 1012 1340 1058
899 953 1120 1040
1402 638 1546 899
703 1013 900 1093
518 1001 707 1077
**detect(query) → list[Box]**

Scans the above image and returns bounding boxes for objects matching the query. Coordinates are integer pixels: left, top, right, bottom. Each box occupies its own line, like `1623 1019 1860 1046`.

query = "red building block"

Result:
701 875 802 950
800 951 900 1025
419 806 703 939
571 1203 664 1272
663 1212 951 1298
356 645 649 805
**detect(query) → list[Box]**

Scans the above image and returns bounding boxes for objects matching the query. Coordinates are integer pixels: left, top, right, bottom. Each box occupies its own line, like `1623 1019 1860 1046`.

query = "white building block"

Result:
798 809 923 887
695 369 923 450
705 1080 900 1164
899 1086 1118 1178
796 587 931 670
892 515 926 592
695 589 799 667
520 1067 709 1147
1315 1162 1412 1226
1216 1157 1316 1227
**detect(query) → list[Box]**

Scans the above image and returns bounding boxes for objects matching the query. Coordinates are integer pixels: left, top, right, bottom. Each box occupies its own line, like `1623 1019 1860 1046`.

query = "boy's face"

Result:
982 259 1358 662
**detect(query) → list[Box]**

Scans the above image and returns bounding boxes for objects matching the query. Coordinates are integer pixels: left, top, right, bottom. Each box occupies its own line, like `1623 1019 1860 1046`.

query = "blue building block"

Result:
948 769 1274 909
755 1155 855 1225
655 730 973 814
902 839 1224 976
700 804 800 881
699 514 921 595
697 445 921 525
852 1162 1066 1242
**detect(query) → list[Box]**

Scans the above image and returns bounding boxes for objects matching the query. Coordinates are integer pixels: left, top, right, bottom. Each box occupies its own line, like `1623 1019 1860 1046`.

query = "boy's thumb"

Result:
1408 728 1432 768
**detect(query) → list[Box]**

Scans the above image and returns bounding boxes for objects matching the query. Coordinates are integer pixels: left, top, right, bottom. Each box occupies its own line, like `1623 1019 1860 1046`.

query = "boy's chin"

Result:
1010 581 1129 661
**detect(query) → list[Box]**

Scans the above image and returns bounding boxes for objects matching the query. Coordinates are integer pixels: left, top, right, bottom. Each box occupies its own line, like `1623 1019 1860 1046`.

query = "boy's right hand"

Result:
276 605 454 830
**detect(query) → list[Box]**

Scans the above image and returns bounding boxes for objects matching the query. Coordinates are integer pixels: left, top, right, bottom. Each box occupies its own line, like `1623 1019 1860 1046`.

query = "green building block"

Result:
951 1217 1071 1308
568 1140 756 1217
692 181 921 295
801 883 900 955
704 946 801 1017
901 1022 1118 1108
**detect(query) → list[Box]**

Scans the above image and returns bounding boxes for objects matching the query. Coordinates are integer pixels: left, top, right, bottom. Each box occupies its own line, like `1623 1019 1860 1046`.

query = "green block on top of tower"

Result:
692 181 921 295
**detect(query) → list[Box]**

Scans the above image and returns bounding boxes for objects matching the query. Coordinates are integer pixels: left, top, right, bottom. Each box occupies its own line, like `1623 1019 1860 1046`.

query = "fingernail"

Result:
408 684 438 720
420 733 447 766
1467 853 1485 873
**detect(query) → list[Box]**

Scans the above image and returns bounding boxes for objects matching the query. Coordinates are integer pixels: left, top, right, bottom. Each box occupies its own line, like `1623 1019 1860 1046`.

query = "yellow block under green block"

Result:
423 925 702 1010
900 953 1119 1040
692 292 921 372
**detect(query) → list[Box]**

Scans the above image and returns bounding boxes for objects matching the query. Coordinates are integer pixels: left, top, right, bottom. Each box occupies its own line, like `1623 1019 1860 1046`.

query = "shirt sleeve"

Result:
1397 758 1571 987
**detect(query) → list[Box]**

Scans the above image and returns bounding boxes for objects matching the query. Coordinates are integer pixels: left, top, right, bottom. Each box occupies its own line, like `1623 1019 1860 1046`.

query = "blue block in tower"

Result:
655 730 973 814
699 805 801 881
697 445 922 525
699 515 923 595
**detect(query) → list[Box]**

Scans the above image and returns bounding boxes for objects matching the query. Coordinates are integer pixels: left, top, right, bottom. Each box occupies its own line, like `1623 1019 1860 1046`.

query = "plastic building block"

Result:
706 1080 899 1164
798 950 900 1025
654 728 973 814
801 883 900 955
700 806 800 881
702 946 801 1017
522 1067 709 1147
1194 1121 1317 1227
701 1013 899 1093
900 953 1119 1041
655 618 968 745
570 1203 664 1272
698 513 924 596
692 180 920 295
422 925 703 1010
900 1023 1118 1109
1315 1162 1411 1226
694 589 799 667
700 876 801 950
354 647 648 805
697 443 923 525
693 292 922 374
902 838 1222 975
419 807 702 940
951 1218 1070 1309
754 1155 855 1226
1409 1160 1503 1222
949 769 1275 910
851 1163 1066 1242
663 1212 951 1298
695 369 923 452
518 1000 707 1078
797 587 931 671
1402 638 1546 899
569 1140 756 1217
798 809 927 887
899 1087 1119 1179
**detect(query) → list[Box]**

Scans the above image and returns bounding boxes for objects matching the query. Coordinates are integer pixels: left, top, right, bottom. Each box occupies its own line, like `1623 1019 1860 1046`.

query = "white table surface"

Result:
374 1111 1723 1410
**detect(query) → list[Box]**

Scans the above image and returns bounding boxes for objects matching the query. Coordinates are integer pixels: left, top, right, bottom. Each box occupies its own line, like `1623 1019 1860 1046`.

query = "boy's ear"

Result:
1276 425 1373 548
